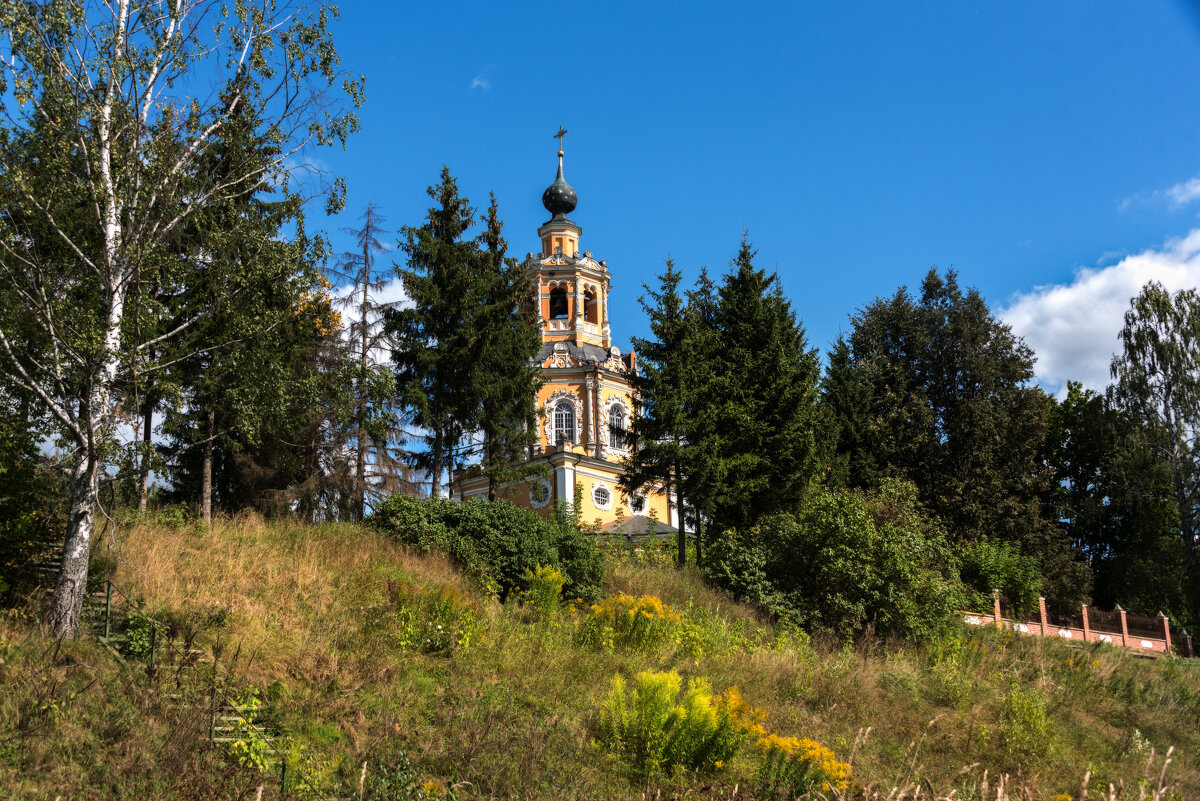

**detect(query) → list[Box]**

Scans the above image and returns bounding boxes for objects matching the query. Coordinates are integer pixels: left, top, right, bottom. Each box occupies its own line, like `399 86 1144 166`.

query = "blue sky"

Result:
315 1 1200 396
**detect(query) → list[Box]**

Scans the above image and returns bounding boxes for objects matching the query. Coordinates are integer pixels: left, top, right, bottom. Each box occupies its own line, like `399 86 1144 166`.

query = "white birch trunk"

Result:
47 0 129 638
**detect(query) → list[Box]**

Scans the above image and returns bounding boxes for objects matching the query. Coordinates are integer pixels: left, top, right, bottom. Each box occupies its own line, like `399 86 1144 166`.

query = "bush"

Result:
370 496 602 602
957 537 1043 617
705 480 964 640
517 564 566 619
756 734 854 796
576 593 683 653
597 670 765 778
364 579 480 655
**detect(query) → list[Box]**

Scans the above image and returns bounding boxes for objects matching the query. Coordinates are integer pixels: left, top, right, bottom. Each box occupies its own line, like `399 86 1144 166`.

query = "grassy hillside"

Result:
2 515 1198 800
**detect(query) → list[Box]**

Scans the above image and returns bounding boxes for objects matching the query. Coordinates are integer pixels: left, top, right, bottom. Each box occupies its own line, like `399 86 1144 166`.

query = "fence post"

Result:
992 589 1003 630
209 684 217 742
103 580 112 643
149 626 158 680
1116 605 1129 647
1038 597 1048 637
1082 604 1090 642
1184 631 1194 659
1158 612 1172 653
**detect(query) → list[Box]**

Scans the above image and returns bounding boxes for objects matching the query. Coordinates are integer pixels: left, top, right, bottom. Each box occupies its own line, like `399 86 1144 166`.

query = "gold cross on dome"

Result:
553 126 568 151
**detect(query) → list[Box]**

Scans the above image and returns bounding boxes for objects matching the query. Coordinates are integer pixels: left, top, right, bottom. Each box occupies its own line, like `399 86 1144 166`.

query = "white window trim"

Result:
529 478 553 509
592 480 614 511
602 395 632 455
544 388 584 446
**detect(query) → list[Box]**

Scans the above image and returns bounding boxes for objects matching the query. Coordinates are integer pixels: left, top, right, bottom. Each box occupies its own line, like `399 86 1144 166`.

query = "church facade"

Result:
452 141 675 532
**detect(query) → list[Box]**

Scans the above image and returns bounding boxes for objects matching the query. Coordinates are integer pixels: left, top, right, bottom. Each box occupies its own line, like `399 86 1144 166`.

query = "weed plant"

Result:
1 515 1198 800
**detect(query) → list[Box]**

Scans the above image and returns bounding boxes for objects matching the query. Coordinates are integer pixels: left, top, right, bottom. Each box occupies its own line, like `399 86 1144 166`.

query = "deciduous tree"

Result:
0 0 361 638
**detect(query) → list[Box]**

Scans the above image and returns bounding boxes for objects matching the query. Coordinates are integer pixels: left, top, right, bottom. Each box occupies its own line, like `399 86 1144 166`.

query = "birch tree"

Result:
1110 281 1200 622
0 0 362 638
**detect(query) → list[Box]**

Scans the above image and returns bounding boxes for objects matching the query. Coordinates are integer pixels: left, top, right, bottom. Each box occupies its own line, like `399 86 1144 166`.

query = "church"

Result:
452 136 676 533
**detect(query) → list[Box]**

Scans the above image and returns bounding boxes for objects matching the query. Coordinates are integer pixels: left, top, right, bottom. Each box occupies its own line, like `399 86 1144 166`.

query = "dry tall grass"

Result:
2 517 1197 800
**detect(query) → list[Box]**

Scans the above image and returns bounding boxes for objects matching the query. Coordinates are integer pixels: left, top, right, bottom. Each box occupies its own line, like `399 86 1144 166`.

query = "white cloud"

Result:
1001 229 1200 397
1121 175 1200 211
1166 177 1200 207
470 73 491 90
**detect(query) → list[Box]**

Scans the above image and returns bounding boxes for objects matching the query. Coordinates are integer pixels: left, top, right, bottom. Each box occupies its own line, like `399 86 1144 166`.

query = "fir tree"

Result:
469 194 543 500
706 236 823 532
391 168 477 497
821 336 878 489
624 258 694 566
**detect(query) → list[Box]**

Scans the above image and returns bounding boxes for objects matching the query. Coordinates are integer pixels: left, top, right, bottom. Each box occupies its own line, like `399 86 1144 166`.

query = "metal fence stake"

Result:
103 580 112 643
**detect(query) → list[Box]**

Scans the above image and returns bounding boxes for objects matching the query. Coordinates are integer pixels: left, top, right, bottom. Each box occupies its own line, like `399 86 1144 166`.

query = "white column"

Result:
555 464 569 503
601 283 611 345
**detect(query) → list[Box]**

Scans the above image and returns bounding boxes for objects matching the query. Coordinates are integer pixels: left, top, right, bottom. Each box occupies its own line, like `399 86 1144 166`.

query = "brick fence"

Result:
961 590 1195 658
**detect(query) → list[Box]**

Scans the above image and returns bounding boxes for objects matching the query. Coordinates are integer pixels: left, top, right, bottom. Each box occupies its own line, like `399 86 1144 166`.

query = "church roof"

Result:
535 341 612 365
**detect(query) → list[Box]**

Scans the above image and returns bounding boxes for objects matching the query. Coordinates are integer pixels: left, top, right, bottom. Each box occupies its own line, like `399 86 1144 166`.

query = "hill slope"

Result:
2 516 1198 799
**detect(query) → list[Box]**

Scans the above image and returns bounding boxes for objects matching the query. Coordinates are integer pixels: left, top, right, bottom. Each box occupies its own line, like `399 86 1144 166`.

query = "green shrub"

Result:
364 749 457 801
365 579 480 655
518 564 566 619
705 480 963 640
957 537 1043 617
370 496 602 602
576 593 683 653
123 610 167 659
755 734 854 796
597 670 762 778
1000 684 1051 764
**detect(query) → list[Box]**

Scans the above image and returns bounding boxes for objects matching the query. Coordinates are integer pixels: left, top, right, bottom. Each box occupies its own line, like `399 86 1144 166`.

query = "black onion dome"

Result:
541 151 577 218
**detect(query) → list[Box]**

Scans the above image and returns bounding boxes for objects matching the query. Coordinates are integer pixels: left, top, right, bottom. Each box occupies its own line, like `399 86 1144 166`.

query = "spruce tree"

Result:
391 168 477 497
470 194 543 500
820 336 878 489
706 237 823 532
623 259 695 566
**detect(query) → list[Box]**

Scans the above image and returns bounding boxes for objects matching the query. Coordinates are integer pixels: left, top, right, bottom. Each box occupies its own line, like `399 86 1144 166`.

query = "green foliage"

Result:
597 670 757 778
370 495 602 602
706 480 963 640
518 565 566 619
364 749 458 801
366 579 480 655
225 688 270 773
1109 281 1200 629
122 610 167 659
957 538 1043 617
843 270 1089 607
576 593 683 653
1000 684 1051 764
0 410 63 598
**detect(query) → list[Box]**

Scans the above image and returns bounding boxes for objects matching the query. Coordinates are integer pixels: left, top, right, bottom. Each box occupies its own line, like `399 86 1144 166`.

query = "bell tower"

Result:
454 129 674 536
528 129 611 349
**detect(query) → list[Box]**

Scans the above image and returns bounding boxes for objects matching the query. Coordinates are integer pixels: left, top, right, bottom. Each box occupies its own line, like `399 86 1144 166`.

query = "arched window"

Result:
554 400 575 445
584 289 598 323
549 286 568 319
608 404 627 448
